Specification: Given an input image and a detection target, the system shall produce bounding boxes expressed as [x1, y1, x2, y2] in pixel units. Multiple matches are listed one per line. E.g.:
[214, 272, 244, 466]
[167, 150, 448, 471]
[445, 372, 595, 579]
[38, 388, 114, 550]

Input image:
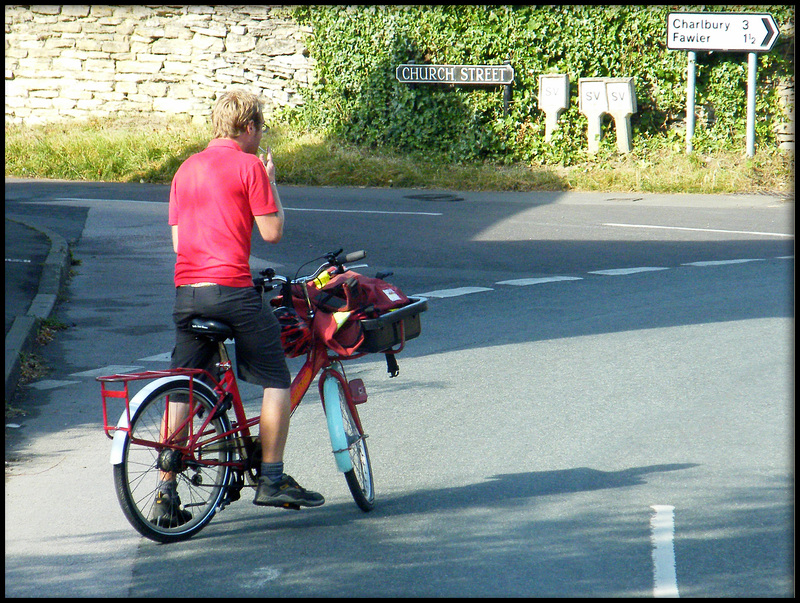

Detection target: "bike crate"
[97, 368, 206, 439]
[359, 297, 427, 353]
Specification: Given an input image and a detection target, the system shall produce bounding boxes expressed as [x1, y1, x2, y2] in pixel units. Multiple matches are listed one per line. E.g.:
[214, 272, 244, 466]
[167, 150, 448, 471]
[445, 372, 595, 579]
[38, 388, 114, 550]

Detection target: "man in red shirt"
[160, 89, 323, 526]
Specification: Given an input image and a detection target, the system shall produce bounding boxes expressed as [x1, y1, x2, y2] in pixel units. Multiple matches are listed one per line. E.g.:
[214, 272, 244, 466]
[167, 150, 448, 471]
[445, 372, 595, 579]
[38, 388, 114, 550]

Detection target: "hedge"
[291, 5, 794, 164]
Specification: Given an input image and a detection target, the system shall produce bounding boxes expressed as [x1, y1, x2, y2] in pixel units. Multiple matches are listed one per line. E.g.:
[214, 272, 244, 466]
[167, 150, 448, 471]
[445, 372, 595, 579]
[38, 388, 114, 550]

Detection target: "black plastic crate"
[360, 297, 427, 353]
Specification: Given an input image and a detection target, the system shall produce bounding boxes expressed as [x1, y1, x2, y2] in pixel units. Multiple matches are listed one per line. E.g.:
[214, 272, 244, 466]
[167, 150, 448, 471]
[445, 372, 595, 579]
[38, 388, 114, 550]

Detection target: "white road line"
[69, 365, 144, 378]
[682, 258, 764, 267]
[54, 197, 160, 204]
[413, 286, 493, 298]
[589, 267, 670, 276]
[53, 198, 442, 216]
[496, 276, 583, 286]
[604, 222, 793, 238]
[650, 505, 680, 598]
[138, 352, 172, 362]
[285, 207, 442, 216]
[25, 379, 80, 390]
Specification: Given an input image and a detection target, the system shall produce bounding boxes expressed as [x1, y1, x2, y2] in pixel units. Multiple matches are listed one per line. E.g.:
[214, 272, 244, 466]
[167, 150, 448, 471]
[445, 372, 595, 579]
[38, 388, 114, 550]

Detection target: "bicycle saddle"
[188, 318, 234, 341]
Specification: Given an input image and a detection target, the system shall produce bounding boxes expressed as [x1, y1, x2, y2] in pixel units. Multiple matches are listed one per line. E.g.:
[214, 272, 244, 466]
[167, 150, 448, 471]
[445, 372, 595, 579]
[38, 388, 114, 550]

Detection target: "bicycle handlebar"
[253, 249, 367, 291]
[341, 250, 367, 264]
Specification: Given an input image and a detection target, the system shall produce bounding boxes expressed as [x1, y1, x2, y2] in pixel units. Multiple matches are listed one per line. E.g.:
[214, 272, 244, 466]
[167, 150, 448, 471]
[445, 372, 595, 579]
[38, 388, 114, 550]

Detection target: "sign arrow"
[760, 16, 777, 48]
[667, 12, 780, 52]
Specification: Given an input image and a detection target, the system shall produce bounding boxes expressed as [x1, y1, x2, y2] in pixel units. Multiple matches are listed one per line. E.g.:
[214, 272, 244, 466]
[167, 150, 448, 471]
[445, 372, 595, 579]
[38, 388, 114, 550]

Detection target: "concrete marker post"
[538, 74, 570, 142]
[606, 78, 637, 153]
[578, 78, 608, 154]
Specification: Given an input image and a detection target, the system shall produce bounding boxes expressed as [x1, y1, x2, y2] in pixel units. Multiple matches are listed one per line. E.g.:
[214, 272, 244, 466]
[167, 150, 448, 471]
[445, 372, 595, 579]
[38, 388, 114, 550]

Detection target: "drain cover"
[404, 193, 463, 202]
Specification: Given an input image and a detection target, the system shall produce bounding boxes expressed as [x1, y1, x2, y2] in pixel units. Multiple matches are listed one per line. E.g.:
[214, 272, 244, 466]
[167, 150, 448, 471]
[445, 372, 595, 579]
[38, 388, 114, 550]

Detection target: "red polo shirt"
[168, 138, 278, 287]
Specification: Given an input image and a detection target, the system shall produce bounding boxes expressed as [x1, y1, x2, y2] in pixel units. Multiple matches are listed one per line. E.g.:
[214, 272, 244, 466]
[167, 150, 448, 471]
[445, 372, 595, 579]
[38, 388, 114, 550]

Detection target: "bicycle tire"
[323, 376, 374, 511]
[112, 378, 232, 543]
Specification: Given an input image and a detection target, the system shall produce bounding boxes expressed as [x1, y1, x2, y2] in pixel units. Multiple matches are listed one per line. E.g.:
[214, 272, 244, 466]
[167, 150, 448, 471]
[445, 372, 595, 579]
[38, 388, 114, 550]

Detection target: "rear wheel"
[113, 379, 232, 543]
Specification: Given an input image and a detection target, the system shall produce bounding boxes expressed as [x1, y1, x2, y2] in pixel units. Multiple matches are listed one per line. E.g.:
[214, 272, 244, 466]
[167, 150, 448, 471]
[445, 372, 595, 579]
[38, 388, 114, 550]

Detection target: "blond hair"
[211, 89, 264, 139]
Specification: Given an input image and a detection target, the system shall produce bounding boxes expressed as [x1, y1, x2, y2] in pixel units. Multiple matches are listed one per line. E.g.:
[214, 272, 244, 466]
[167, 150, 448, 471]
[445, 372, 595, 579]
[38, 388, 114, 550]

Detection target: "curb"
[4, 216, 71, 402]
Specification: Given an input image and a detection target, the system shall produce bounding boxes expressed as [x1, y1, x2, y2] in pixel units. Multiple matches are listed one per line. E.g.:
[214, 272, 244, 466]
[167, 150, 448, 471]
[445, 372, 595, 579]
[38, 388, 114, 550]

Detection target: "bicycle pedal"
[281, 503, 301, 511]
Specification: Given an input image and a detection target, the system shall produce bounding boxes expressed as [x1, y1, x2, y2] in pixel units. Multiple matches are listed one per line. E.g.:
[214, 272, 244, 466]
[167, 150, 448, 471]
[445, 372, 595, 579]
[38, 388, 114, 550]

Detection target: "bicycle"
[98, 249, 427, 543]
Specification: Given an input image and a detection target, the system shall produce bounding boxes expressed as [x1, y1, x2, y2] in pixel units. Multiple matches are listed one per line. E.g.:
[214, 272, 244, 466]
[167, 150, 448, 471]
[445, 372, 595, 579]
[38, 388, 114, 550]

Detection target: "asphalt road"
[4, 180, 794, 597]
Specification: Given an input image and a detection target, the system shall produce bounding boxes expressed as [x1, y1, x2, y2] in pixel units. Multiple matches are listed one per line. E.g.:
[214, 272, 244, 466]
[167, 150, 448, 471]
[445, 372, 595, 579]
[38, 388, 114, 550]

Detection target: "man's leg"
[259, 387, 291, 463]
[254, 386, 324, 508]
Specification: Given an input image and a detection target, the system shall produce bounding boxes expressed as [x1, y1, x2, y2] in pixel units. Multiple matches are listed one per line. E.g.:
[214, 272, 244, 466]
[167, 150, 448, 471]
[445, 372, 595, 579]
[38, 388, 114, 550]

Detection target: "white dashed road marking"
[414, 286, 494, 298]
[650, 505, 680, 598]
[589, 267, 670, 276]
[496, 276, 583, 286]
[26, 254, 793, 391]
[682, 259, 764, 267]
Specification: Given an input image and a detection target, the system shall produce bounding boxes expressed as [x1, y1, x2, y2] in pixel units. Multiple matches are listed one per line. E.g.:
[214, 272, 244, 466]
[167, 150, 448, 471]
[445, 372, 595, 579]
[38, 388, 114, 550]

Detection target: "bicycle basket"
[358, 297, 427, 353]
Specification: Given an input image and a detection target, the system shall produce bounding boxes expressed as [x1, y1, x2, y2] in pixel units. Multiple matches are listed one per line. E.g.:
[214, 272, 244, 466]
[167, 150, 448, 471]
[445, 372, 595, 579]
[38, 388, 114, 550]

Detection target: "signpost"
[667, 12, 779, 52]
[667, 12, 780, 156]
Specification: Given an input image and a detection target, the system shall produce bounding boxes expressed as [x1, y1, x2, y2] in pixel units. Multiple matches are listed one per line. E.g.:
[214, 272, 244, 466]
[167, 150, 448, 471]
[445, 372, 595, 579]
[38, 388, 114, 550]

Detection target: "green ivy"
[292, 5, 794, 164]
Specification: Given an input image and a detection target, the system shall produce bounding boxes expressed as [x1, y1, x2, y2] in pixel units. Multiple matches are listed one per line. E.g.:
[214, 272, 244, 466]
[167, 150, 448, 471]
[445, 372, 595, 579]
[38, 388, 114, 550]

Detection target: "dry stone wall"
[5, 5, 314, 125]
[4, 6, 794, 150]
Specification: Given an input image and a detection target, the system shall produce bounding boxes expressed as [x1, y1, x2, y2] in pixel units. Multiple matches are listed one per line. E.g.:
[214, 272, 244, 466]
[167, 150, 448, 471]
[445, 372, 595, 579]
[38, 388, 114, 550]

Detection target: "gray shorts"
[171, 284, 291, 389]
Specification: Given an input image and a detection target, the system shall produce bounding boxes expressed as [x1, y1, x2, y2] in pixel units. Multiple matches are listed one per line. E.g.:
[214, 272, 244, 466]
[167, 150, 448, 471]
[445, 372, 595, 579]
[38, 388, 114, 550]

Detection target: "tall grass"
[4, 118, 794, 196]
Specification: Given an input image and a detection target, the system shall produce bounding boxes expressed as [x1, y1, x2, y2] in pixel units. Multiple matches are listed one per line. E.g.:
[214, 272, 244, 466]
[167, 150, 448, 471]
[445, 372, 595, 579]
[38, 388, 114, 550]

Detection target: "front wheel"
[113, 378, 232, 543]
[323, 375, 374, 512]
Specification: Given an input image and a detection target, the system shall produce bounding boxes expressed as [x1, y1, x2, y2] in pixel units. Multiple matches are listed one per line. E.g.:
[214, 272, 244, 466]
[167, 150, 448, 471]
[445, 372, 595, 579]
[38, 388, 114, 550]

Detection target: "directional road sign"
[667, 12, 779, 52]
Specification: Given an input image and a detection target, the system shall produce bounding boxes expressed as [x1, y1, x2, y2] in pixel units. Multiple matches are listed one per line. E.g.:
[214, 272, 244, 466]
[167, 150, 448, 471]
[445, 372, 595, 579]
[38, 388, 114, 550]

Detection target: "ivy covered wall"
[293, 5, 795, 163]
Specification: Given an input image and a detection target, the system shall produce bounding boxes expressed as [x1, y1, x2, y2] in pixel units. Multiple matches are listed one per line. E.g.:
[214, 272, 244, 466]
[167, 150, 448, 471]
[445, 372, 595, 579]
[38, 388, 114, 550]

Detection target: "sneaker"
[253, 474, 325, 508]
[150, 484, 192, 528]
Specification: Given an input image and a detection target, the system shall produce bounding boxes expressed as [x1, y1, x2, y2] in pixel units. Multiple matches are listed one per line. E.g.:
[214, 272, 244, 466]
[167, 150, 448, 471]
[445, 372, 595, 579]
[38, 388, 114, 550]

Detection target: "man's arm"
[254, 147, 285, 244]
[254, 180, 284, 243]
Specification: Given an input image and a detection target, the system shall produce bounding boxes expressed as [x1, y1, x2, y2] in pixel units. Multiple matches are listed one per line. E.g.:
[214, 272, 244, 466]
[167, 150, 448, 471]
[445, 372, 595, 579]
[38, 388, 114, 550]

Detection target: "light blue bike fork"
[321, 371, 354, 473]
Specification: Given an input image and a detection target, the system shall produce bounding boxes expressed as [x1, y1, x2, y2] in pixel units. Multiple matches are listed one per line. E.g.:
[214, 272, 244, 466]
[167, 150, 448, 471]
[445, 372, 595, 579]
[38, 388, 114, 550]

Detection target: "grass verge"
[5, 118, 794, 196]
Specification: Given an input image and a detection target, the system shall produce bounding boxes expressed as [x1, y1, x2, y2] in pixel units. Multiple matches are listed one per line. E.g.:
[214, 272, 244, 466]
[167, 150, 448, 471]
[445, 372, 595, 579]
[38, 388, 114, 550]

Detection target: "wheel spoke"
[114, 380, 232, 542]
[337, 380, 374, 511]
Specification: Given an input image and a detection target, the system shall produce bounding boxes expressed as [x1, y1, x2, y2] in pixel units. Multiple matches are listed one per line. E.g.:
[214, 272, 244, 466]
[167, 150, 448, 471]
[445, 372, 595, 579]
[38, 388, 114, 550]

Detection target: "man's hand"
[259, 146, 277, 183]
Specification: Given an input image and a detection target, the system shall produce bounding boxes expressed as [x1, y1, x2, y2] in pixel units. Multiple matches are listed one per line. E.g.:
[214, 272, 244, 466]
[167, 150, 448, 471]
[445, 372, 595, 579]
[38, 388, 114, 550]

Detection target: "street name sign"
[396, 64, 514, 85]
[667, 12, 779, 52]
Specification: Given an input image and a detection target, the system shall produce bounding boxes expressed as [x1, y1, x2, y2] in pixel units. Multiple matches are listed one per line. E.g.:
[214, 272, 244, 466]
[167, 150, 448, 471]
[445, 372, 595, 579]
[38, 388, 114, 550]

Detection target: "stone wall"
[4, 6, 794, 151]
[4, 5, 314, 125]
